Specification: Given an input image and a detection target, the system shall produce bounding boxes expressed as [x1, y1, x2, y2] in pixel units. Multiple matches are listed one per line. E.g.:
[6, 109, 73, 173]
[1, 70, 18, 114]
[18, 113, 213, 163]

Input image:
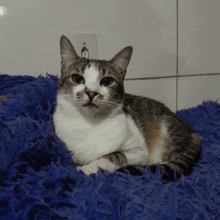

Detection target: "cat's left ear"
[110, 46, 133, 76]
[60, 35, 80, 69]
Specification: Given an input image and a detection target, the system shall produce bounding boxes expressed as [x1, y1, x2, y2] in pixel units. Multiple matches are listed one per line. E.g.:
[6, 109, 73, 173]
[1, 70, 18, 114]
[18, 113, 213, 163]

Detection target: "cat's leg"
[116, 149, 182, 179]
[77, 152, 127, 175]
[118, 164, 183, 180]
[116, 149, 148, 176]
[117, 166, 144, 176]
[118, 154, 195, 181]
[148, 164, 183, 181]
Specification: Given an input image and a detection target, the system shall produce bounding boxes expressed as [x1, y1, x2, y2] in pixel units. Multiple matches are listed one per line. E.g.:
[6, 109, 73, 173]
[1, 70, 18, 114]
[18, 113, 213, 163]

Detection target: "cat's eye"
[72, 74, 85, 84]
[100, 77, 114, 87]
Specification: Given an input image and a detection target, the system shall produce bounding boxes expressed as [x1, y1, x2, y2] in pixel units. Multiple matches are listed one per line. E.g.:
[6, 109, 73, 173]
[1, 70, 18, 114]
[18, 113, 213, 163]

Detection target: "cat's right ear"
[110, 46, 133, 77]
[60, 35, 79, 69]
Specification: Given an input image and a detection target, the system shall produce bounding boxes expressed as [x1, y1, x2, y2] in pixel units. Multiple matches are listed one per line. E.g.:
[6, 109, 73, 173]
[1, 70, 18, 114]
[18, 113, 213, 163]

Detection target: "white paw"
[77, 163, 99, 176]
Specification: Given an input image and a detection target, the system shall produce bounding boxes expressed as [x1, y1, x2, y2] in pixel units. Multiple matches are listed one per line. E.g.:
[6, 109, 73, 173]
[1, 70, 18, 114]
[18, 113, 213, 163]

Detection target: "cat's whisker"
[98, 100, 125, 109]
[98, 99, 119, 107]
[98, 99, 137, 115]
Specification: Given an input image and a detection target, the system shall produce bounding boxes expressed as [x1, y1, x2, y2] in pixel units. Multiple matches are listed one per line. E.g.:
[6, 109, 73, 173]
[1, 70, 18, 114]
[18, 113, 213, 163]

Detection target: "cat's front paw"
[77, 163, 99, 176]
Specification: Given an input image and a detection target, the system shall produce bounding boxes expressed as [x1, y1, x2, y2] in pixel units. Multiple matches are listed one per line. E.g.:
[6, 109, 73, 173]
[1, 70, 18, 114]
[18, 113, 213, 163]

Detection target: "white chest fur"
[53, 94, 148, 165]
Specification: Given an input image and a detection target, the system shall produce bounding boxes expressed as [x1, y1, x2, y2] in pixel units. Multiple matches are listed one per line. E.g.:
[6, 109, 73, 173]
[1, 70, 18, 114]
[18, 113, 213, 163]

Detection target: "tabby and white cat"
[53, 35, 201, 181]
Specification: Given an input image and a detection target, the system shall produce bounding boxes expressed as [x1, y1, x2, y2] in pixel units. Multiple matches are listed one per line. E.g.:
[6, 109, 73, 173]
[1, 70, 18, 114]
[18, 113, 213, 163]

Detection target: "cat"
[53, 35, 201, 181]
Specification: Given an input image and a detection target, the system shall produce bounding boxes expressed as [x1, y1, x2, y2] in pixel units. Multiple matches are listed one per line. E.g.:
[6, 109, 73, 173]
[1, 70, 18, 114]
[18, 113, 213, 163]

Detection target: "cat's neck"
[56, 94, 124, 124]
[77, 104, 123, 124]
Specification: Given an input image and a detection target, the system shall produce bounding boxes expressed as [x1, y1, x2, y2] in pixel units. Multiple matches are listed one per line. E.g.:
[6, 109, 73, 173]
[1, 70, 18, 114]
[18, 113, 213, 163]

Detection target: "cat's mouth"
[83, 102, 98, 108]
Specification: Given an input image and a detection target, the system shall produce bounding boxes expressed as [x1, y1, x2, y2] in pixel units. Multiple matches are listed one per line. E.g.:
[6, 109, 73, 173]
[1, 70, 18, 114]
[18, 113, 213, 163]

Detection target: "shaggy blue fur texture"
[0, 74, 220, 220]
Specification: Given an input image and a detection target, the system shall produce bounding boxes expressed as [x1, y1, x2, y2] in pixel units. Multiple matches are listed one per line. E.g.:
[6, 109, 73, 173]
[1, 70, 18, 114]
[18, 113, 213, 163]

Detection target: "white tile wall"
[177, 0, 220, 110]
[125, 78, 176, 112]
[0, 0, 176, 79]
[1, 0, 220, 111]
[178, 0, 220, 75]
[178, 75, 220, 110]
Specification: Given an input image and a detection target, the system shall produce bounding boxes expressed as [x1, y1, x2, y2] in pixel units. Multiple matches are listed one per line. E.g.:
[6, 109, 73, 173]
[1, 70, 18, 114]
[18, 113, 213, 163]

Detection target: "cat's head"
[58, 35, 132, 115]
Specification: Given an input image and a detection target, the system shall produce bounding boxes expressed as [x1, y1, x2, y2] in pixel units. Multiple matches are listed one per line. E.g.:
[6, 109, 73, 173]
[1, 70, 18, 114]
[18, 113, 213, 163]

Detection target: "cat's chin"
[77, 102, 101, 116]
[76, 101, 120, 122]
[82, 103, 98, 108]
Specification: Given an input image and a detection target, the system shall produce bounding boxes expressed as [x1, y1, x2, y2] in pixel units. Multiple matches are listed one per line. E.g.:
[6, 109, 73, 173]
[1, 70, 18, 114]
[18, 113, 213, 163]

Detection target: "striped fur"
[53, 35, 201, 181]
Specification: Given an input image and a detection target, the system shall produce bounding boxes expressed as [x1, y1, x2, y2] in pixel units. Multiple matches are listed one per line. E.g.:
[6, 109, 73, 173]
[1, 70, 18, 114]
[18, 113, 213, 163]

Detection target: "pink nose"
[85, 91, 98, 101]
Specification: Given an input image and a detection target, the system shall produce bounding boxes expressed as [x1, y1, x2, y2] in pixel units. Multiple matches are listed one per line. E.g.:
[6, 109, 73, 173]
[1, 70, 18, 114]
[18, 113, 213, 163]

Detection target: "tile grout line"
[124, 72, 220, 81]
[176, 0, 179, 111]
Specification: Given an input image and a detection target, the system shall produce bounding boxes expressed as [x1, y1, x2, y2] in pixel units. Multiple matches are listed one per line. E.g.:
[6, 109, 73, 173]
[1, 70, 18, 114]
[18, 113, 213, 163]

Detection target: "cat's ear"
[60, 35, 79, 68]
[110, 46, 133, 76]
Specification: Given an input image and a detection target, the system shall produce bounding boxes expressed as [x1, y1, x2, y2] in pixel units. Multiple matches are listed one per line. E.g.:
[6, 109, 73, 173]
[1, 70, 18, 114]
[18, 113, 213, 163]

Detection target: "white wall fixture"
[76, 34, 98, 59]
[81, 46, 89, 59]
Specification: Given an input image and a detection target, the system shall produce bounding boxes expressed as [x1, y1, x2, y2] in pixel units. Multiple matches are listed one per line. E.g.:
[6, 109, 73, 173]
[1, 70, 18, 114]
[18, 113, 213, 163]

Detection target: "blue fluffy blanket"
[0, 74, 220, 220]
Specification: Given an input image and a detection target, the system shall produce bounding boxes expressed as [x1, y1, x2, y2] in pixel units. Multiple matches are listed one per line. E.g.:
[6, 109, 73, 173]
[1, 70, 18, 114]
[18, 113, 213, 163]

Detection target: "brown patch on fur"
[142, 121, 167, 165]
[98, 94, 104, 100]
[76, 91, 84, 99]
[144, 121, 161, 154]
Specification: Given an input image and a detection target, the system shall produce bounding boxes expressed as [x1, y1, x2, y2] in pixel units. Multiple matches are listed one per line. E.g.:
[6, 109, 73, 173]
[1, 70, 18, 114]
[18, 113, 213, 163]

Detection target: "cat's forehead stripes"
[78, 60, 108, 77]
[83, 63, 100, 91]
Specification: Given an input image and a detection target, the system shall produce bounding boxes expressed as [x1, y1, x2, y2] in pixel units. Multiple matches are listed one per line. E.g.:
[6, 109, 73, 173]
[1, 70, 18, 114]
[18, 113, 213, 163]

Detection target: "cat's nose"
[85, 91, 98, 101]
